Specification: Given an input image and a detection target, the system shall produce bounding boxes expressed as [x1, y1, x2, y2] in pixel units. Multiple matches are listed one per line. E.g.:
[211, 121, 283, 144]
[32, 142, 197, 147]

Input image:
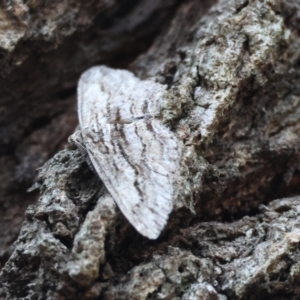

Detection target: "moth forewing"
[77, 66, 182, 239]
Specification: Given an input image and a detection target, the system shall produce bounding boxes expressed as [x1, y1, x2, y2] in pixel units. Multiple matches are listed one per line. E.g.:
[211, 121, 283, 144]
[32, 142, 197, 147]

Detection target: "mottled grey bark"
[1, 0, 300, 299]
[0, 0, 181, 266]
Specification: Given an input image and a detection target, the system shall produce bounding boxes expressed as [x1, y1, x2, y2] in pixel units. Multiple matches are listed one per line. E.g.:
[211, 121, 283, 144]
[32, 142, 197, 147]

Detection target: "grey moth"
[72, 66, 181, 239]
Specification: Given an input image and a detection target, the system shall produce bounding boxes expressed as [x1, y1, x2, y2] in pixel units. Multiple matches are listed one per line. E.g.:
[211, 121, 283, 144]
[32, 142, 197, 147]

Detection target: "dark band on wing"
[134, 125, 147, 159]
[117, 142, 134, 170]
[106, 88, 111, 118]
[146, 118, 154, 133]
[134, 180, 144, 202]
[142, 99, 148, 114]
[118, 124, 129, 146]
[117, 141, 144, 201]
[116, 107, 121, 123]
[130, 98, 135, 115]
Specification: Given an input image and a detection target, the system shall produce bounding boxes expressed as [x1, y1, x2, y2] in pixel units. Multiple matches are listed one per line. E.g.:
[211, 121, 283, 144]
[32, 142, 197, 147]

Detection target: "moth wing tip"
[136, 213, 170, 240]
[143, 230, 161, 240]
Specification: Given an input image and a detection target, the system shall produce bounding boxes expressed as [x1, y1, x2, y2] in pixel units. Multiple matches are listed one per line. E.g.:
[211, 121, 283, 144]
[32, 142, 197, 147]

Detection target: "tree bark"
[1, 0, 300, 299]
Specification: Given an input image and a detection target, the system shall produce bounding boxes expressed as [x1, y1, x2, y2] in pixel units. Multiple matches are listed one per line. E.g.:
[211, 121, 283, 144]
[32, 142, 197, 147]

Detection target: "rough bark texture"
[0, 0, 181, 266]
[1, 0, 300, 299]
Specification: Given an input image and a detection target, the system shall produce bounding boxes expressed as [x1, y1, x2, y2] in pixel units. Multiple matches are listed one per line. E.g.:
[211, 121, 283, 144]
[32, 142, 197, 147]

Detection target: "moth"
[72, 66, 181, 239]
